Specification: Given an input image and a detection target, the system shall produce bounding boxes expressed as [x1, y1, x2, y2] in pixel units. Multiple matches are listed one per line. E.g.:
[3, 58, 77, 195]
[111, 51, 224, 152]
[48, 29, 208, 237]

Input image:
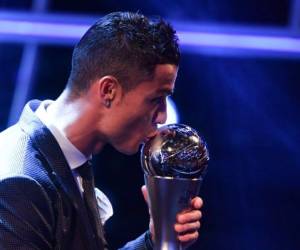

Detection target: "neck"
[47, 89, 106, 157]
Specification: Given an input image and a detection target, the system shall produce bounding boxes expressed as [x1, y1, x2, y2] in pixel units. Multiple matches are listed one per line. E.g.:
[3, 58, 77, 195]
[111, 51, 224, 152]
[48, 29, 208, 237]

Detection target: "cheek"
[128, 115, 150, 131]
[122, 114, 153, 139]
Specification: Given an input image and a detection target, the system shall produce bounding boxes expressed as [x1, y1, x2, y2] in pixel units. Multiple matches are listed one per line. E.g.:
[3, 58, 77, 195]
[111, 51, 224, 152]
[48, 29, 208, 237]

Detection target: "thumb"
[141, 185, 149, 205]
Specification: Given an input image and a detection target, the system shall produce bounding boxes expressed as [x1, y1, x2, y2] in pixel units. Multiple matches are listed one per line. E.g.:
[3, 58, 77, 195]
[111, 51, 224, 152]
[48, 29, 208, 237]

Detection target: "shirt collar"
[35, 100, 88, 170]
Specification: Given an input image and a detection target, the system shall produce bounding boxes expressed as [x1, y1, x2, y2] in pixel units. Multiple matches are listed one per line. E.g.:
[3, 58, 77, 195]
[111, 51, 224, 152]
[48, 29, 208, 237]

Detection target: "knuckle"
[178, 231, 199, 243]
[195, 210, 202, 219]
[182, 224, 189, 232]
[177, 234, 188, 242]
[177, 209, 202, 224]
[194, 231, 199, 237]
[188, 210, 200, 222]
[176, 221, 201, 235]
[198, 210, 202, 219]
[186, 222, 200, 231]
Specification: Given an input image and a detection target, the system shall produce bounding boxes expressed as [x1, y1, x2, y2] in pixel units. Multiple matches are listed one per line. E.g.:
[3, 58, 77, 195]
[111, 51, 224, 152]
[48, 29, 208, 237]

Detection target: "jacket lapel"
[19, 100, 104, 250]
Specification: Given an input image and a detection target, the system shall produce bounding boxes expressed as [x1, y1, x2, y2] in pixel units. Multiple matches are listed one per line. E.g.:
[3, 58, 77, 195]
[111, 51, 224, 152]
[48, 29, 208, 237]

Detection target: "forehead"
[124, 64, 178, 98]
[147, 64, 178, 93]
[153, 64, 178, 81]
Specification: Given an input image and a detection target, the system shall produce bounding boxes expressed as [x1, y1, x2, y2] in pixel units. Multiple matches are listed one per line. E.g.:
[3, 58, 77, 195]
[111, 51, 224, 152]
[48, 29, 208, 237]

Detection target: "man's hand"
[174, 196, 202, 248]
[141, 185, 203, 249]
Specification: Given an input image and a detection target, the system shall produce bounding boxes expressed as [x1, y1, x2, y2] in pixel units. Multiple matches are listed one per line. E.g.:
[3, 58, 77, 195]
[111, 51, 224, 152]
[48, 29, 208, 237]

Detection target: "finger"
[190, 197, 203, 209]
[149, 218, 155, 241]
[141, 186, 155, 239]
[177, 230, 199, 243]
[177, 210, 202, 224]
[174, 221, 200, 233]
[141, 185, 149, 204]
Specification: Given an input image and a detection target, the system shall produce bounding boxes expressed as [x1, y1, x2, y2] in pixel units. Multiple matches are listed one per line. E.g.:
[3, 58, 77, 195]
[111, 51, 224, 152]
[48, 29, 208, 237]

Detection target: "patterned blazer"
[0, 100, 152, 250]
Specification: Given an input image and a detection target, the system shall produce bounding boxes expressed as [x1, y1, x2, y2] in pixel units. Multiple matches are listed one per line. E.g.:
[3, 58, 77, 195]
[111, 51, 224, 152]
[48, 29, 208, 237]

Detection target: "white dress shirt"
[35, 100, 113, 224]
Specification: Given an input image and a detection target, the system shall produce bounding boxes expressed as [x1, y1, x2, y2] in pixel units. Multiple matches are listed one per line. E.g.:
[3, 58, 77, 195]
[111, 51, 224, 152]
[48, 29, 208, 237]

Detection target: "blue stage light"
[0, 12, 300, 56]
[158, 97, 179, 127]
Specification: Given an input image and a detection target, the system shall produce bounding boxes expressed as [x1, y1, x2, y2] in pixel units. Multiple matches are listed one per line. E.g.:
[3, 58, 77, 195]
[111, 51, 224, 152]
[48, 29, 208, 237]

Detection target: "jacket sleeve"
[0, 176, 55, 250]
[119, 231, 153, 250]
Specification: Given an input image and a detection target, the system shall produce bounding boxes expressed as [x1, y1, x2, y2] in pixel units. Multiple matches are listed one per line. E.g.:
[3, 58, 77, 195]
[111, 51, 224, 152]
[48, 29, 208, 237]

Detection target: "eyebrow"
[159, 75, 176, 83]
[156, 88, 174, 96]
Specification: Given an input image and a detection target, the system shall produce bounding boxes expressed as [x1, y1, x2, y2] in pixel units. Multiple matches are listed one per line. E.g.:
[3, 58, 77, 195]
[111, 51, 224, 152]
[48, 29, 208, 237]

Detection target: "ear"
[97, 76, 120, 107]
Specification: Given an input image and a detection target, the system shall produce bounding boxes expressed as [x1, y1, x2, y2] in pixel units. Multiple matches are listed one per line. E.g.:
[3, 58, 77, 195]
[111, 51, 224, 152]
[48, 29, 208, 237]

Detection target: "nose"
[153, 99, 167, 125]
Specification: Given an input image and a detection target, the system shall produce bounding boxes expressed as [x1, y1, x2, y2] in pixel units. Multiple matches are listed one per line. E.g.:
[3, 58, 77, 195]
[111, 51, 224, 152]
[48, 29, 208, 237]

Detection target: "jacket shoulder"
[0, 123, 59, 212]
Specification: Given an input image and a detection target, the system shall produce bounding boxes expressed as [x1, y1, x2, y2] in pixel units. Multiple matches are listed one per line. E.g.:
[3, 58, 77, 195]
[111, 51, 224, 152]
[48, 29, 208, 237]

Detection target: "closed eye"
[151, 96, 164, 104]
[151, 94, 171, 105]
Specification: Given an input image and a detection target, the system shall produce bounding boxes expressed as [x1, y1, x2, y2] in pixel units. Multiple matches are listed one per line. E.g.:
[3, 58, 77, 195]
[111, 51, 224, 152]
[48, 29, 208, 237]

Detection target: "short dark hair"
[66, 11, 180, 96]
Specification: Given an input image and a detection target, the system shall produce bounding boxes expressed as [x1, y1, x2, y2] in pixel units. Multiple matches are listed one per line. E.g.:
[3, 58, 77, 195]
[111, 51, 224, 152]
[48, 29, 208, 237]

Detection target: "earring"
[105, 100, 111, 108]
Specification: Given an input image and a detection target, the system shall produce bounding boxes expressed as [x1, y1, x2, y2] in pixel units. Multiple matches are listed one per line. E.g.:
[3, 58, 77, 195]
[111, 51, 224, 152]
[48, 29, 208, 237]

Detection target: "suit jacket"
[0, 100, 152, 250]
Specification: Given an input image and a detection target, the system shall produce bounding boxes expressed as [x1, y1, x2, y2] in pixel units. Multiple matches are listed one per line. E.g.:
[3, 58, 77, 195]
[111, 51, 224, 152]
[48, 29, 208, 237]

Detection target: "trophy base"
[154, 241, 183, 250]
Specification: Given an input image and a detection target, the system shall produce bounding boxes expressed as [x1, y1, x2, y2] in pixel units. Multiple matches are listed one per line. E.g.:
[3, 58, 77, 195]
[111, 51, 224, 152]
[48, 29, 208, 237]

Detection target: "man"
[0, 12, 203, 249]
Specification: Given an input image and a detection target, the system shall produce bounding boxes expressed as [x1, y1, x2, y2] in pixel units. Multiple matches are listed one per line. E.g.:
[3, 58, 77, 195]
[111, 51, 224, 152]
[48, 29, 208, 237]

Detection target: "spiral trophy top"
[141, 124, 209, 179]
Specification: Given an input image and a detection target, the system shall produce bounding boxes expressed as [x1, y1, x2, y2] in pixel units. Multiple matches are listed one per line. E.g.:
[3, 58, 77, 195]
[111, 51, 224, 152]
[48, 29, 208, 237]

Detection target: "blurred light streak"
[178, 31, 300, 53]
[7, 2, 48, 126]
[0, 20, 87, 39]
[7, 44, 37, 126]
[163, 97, 179, 126]
[0, 11, 300, 56]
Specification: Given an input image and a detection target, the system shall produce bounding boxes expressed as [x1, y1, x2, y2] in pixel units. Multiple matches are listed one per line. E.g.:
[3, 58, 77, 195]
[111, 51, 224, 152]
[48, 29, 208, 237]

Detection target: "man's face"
[106, 64, 178, 155]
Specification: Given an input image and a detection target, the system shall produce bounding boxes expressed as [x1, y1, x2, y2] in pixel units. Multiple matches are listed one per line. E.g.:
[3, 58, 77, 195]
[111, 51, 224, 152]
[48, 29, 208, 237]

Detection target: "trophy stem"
[145, 175, 202, 250]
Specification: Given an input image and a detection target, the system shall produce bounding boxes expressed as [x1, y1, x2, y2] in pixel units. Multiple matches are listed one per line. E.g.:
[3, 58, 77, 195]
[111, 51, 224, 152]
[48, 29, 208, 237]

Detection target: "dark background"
[0, 1, 299, 250]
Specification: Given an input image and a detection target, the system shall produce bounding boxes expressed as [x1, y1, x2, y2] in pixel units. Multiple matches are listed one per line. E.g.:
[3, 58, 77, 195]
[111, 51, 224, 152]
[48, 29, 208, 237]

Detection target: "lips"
[144, 131, 158, 143]
[140, 131, 157, 145]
